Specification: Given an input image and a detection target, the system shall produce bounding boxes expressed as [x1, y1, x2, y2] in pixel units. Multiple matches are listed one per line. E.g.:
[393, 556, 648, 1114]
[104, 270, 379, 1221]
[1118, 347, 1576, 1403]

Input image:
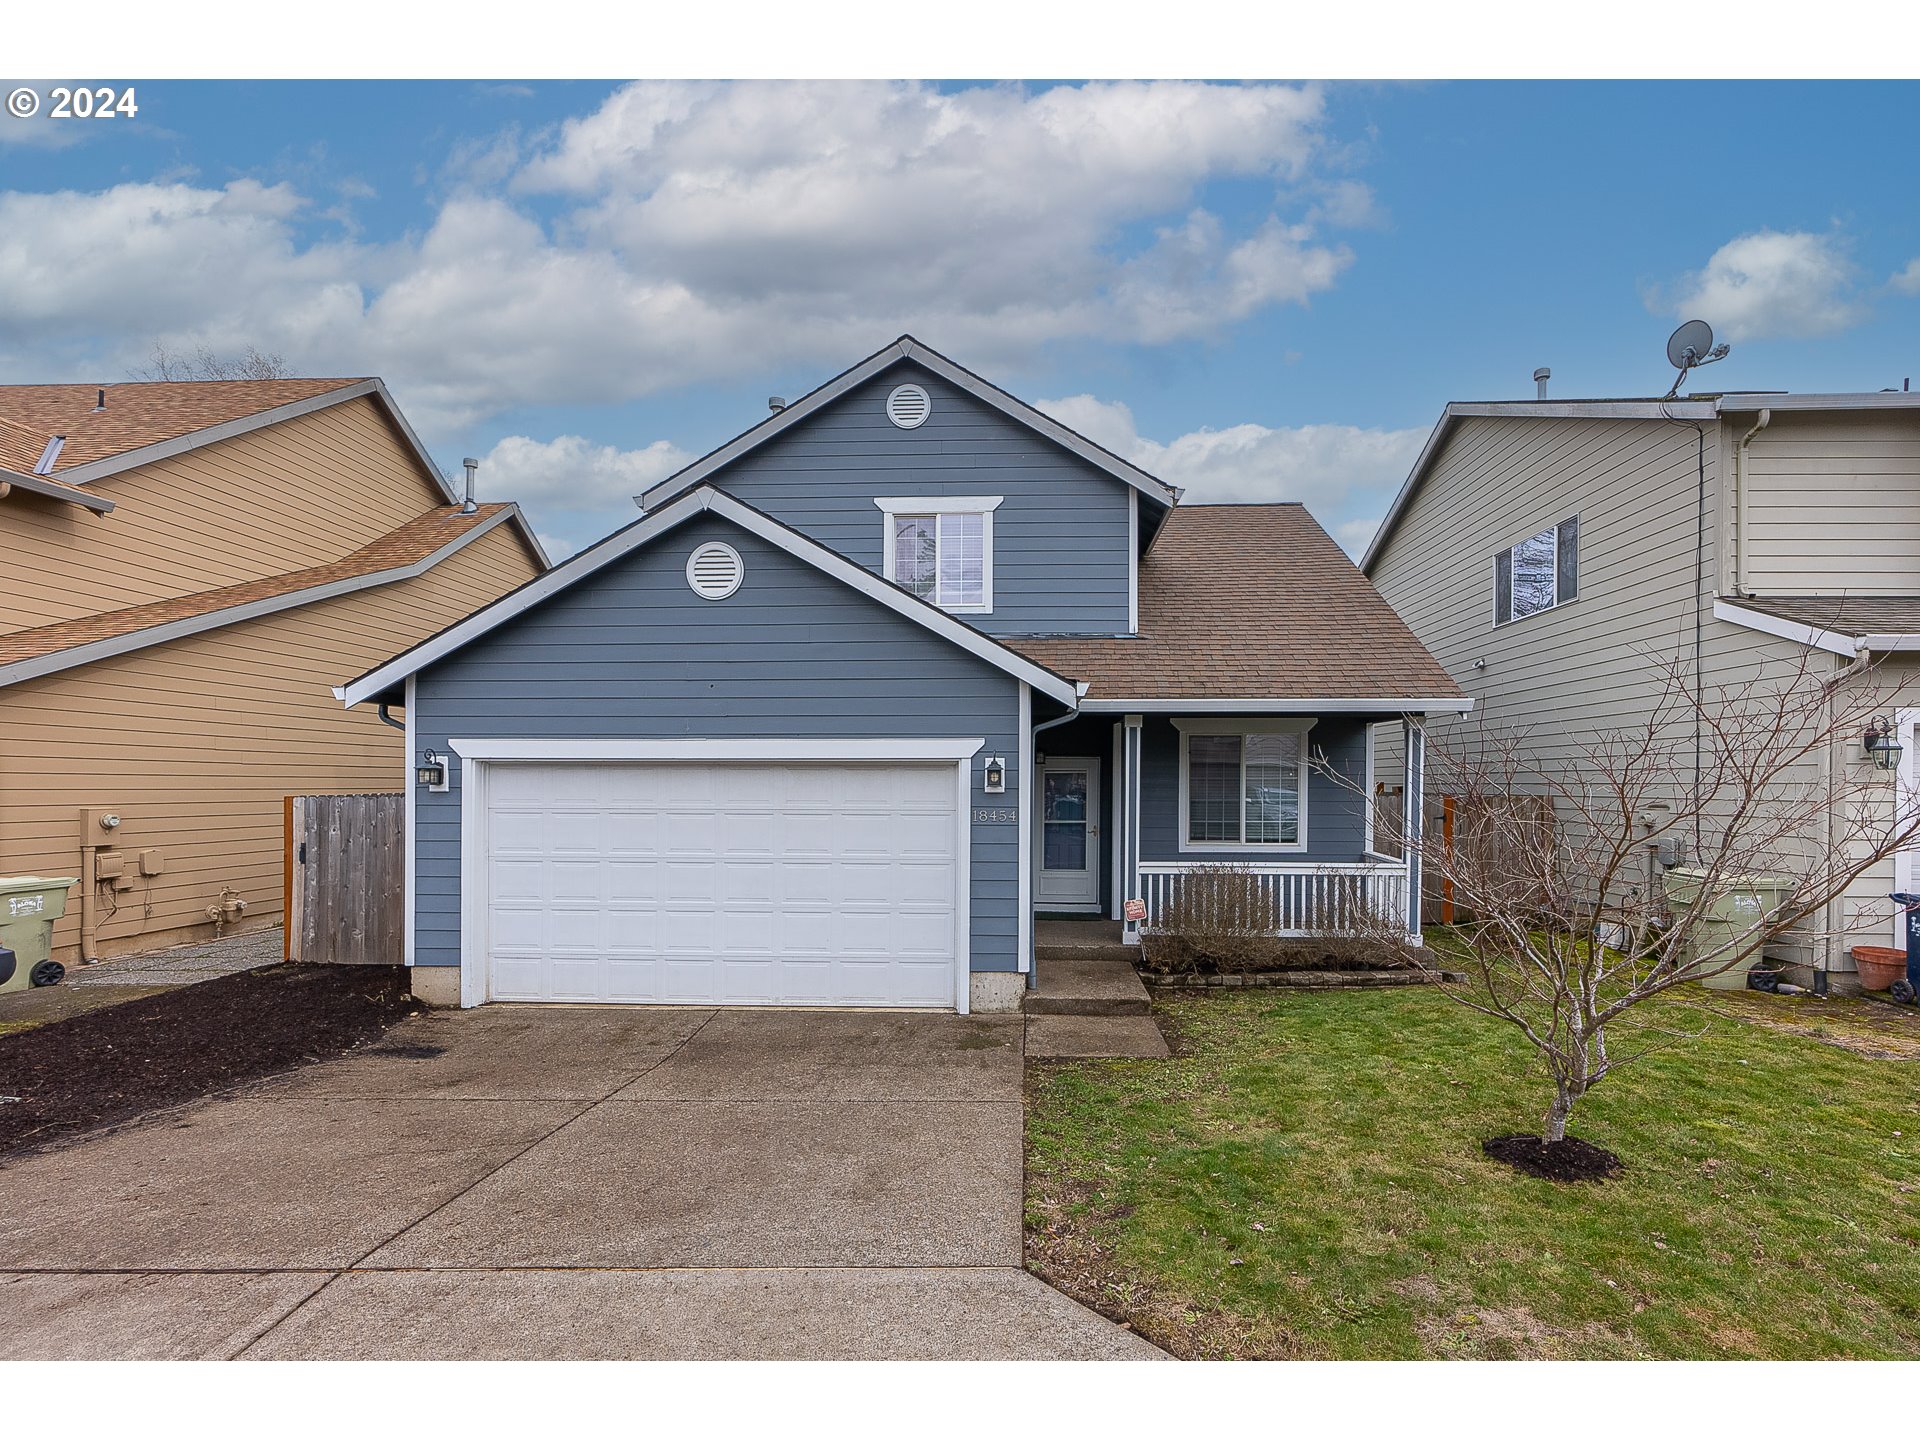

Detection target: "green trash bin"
[0, 876, 79, 993]
[1662, 867, 1793, 989]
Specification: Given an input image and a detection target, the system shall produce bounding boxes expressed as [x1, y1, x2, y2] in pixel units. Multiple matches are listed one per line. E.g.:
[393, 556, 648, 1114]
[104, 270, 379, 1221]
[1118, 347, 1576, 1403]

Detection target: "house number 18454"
[972, 807, 1018, 824]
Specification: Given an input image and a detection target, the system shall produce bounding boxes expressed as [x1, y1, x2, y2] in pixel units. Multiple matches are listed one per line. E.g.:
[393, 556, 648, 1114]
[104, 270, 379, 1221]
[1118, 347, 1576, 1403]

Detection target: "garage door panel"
[481, 761, 961, 1008]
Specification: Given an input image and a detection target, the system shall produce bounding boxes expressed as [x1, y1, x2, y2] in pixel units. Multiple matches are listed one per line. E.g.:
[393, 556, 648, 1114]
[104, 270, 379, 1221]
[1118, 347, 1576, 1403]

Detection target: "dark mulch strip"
[1483, 1132, 1623, 1183]
[0, 964, 421, 1160]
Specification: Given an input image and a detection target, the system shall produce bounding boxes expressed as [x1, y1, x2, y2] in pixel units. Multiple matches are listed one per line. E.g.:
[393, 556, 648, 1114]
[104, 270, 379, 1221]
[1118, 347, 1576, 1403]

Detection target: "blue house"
[338, 339, 1467, 1011]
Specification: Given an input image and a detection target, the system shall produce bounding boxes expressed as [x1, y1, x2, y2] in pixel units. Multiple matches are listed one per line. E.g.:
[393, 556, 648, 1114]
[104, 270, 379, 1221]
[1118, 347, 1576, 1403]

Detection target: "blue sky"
[3, 78, 1916, 557]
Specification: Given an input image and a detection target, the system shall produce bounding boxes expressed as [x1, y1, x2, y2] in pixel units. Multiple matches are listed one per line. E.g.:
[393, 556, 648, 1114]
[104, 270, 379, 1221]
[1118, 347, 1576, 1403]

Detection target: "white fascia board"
[1076, 696, 1475, 714]
[51, 381, 381, 487]
[1, 468, 115, 513]
[637, 337, 1179, 512]
[1713, 599, 1860, 658]
[4, 505, 518, 692]
[448, 737, 986, 763]
[339, 486, 1081, 709]
[1716, 392, 1920, 414]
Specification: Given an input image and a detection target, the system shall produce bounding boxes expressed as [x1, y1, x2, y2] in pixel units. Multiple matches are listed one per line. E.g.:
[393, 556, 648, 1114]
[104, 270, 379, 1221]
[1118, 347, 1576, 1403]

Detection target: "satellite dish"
[1663, 318, 1731, 398]
[1667, 319, 1716, 370]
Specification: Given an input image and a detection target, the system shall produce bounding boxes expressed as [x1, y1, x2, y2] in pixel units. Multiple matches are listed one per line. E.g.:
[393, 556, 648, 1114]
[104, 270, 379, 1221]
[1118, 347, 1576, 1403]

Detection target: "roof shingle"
[0, 378, 360, 473]
[0, 504, 513, 673]
[1007, 504, 1464, 703]
[1729, 594, 1920, 638]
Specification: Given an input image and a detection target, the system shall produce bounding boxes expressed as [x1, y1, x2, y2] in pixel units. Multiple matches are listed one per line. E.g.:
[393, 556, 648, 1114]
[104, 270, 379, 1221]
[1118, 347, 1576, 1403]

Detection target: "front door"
[1035, 756, 1101, 911]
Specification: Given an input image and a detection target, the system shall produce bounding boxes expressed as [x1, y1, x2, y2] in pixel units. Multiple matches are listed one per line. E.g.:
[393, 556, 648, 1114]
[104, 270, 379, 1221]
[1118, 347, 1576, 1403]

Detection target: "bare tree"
[1344, 646, 1918, 1152]
[131, 342, 293, 381]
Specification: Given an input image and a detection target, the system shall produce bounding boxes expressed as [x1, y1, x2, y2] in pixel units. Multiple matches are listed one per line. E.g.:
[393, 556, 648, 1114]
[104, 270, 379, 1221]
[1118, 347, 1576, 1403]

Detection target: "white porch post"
[1403, 716, 1426, 942]
[1122, 713, 1144, 945]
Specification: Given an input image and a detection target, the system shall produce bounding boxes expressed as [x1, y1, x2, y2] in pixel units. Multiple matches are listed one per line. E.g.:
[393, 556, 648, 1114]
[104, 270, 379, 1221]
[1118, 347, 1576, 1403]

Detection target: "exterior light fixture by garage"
[1864, 717, 1903, 771]
[886, 383, 931, 429]
[417, 751, 449, 791]
[983, 756, 1007, 794]
[687, 541, 745, 600]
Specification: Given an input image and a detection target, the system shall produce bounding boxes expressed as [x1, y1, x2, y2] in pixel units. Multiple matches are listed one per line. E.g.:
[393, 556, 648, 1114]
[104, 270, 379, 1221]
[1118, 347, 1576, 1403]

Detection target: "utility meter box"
[0, 876, 78, 992]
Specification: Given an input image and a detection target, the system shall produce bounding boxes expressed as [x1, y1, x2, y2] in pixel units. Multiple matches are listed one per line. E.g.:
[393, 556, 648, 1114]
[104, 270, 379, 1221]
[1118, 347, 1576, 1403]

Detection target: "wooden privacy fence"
[285, 792, 404, 964]
[1371, 786, 1558, 923]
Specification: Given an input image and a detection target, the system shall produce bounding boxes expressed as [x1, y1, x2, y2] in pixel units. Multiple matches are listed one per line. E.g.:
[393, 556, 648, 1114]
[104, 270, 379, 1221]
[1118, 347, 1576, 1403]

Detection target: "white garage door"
[481, 761, 961, 1007]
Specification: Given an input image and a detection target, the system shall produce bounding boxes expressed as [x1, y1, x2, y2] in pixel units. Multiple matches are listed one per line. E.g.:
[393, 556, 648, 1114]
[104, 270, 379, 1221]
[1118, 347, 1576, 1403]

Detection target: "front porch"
[1022, 708, 1427, 963]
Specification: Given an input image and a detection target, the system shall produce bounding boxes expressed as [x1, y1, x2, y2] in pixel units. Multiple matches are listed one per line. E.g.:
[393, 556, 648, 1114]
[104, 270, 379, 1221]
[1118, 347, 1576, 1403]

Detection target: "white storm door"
[1035, 756, 1101, 910]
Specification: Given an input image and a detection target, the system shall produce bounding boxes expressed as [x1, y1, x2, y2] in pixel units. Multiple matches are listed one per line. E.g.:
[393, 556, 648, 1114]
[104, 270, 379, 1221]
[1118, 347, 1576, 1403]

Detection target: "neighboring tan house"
[337, 337, 1465, 1011]
[1363, 387, 1920, 989]
[0, 378, 547, 966]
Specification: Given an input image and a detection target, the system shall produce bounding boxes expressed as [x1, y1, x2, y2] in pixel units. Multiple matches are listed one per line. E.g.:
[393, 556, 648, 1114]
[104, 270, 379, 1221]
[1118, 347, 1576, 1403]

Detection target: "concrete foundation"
[409, 965, 461, 1007]
[969, 971, 1024, 1013]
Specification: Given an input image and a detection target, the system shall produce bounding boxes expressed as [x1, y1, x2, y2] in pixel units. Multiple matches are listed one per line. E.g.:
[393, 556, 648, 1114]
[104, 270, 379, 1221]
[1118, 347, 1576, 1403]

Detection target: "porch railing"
[1137, 861, 1412, 937]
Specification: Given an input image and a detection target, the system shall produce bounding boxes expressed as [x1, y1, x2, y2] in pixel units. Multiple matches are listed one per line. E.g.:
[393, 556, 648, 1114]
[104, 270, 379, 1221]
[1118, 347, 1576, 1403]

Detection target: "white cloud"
[0, 81, 1368, 430]
[1890, 258, 1920, 297]
[1038, 394, 1422, 555]
[1042, 393, 1421, 504]
[1655, 230, 1865, 342]
[474, 432, 694, 523]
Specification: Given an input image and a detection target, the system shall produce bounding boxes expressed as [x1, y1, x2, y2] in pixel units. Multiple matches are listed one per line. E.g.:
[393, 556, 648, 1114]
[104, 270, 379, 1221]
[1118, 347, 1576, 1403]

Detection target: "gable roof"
[338, 486, 1081, 709]
[1009, 504, 1468, 711]
[0, 378, 355, 473]
[1361, 391, 1920, 573]
[0, 503, 524, 690]
[637, 335, 1181, 514]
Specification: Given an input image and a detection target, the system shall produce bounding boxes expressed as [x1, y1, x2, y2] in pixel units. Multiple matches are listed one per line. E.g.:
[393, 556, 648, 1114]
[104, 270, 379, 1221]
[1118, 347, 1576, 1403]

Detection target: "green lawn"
[1025, 984, 1920, 1359]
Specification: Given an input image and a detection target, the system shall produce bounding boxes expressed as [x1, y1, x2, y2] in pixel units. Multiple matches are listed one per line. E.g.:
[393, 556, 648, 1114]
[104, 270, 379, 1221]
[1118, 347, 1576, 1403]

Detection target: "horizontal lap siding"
[1369, 416, 1719, 783]
[709, 365, 1133, 637]
[1137, 715, 1374, 862]
[0, 524, 540, 962]
[1743, 412, 1920, 594]
[411, 515, 1024, 974]
[1, 397, 457, 630]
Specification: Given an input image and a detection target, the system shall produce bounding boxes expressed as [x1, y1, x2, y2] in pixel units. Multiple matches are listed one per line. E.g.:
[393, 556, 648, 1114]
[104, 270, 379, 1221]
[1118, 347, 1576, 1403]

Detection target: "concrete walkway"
[0, 1005, 1160, 1360]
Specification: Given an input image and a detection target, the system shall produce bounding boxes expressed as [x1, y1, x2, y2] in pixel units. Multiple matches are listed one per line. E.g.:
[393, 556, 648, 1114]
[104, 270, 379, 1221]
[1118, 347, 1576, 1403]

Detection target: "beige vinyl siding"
[1740, 411, 1920, 595]
[1, 396, 453, 631]
[1370, 415, 1722, 773]
[0, 523, 536, 963]
[1370, 409, 1920, 982]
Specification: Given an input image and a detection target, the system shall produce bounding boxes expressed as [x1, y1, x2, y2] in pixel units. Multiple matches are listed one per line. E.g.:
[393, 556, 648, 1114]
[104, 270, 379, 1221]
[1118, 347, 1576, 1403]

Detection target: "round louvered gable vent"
[886, 383, 931, 429]
[686, 541, 744, 600]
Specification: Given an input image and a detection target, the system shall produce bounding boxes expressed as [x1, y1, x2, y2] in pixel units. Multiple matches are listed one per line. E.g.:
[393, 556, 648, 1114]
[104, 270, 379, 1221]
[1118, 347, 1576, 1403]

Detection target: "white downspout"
[1823, 646, 1871, 990]
[1732, 408, 1771, 597]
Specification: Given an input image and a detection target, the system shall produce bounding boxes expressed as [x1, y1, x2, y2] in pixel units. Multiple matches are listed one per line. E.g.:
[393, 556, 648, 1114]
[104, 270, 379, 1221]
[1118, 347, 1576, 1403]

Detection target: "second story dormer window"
[875, 496, 1002, 614]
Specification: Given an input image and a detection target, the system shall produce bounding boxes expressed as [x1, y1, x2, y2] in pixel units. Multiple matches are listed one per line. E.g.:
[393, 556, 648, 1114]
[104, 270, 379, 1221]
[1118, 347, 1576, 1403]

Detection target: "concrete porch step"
[1026, 1014, 1170, 1060]
[1022, 958, 1152, 1017]
[1035, 943, 1137, 966]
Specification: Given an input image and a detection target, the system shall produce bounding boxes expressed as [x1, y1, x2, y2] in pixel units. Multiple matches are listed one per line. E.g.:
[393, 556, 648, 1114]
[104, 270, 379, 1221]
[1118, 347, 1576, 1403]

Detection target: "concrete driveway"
[0, 1005, 1159, 1360]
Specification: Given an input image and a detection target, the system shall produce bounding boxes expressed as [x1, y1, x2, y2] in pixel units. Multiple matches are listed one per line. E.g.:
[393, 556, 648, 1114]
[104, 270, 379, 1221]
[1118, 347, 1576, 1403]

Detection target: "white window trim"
[448, 737, 985, 763]
[1173, 716, 1315, 854]
[874, 495, 1002, 615]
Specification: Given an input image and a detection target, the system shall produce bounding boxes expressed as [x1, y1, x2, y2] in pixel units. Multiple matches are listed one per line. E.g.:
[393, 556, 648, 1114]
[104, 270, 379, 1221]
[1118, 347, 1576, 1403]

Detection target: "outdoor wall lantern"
[1863, 718, 1903, 772]
[417, 751, 450, 791]
[983, 756, 1007, 794]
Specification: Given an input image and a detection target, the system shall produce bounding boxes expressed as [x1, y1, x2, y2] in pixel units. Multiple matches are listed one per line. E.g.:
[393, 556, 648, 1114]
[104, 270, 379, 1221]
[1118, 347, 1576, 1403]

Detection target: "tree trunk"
[1543, 1088, 1573, 1143]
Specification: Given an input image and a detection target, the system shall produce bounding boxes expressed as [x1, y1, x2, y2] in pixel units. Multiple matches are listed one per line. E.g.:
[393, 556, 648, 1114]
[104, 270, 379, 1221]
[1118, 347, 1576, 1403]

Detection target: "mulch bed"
[1483, 1132, 1623, 1183]
[0, 964, 420, 1160]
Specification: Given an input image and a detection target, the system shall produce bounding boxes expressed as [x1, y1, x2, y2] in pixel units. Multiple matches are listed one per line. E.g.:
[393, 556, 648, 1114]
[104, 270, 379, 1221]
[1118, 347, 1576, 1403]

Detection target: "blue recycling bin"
[1884, 893, 1920, 1000]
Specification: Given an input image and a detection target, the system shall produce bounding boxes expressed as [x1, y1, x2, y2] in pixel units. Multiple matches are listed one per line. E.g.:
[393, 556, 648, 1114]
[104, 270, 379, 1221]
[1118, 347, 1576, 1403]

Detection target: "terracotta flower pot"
[1851, 945, 1908, 992]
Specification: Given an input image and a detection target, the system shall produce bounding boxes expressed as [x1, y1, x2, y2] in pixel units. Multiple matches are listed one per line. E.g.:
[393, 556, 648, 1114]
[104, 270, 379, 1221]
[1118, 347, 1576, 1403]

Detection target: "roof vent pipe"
[768, 396, 787, 413]
[461, 457, 479, 515]
[1532, 367, 1551, 400]
[93, 388, 106, 412]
